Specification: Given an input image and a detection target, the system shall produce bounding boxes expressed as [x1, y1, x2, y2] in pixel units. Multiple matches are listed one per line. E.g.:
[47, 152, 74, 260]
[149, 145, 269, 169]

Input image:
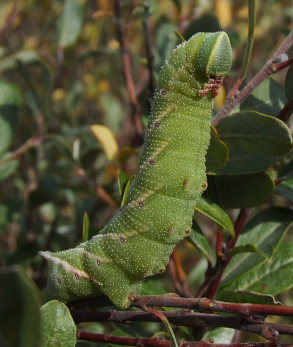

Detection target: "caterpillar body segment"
[40, 32, 232, 308]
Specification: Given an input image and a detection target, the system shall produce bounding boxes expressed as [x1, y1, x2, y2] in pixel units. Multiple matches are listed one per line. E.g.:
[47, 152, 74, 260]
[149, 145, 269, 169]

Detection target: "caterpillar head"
[186, 31, 232, 82]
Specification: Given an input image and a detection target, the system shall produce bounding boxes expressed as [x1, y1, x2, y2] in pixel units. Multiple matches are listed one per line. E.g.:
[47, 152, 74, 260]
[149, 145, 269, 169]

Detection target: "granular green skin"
[40, 32, 232, 308]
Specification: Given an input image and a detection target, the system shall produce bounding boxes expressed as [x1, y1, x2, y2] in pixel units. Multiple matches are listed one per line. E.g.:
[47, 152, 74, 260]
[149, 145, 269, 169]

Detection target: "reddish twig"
[70, 294, 293, 318]
[204, 208, 250, 299]
[143, 0, 155, 111]
[113, 0, 144, 138]
[278, 98, 293, 123]
[127, 295, 293, 317]
[168, 248, 191, 297]
[215, 226, 224, 258]
[0, 136, 42, 167]
[213, 30, 293, 124]
[74, 167, 118, 208]
[77, 330, 293, 346]
[77, 330, 171, 346]
[196, 209, 249, 299]
[73, 308, 293, 336]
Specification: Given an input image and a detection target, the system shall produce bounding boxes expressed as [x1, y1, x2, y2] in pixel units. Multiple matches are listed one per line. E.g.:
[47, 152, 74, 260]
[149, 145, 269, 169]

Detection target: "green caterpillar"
[40, 32, 232, 308]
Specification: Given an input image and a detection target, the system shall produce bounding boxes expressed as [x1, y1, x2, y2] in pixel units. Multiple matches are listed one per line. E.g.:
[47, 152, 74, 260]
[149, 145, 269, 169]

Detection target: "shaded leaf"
[207, 173, 274, 208]
[219, 207, 293, 295]
[0, 116, 12, 154]
[0, 267, 40, 347]
[184, 15, 221, 40]
[206, 126, 229, 172]
[216, 111, 292, 174]
[57, 0, 85, 48]
[219, 290, 281, 305]
[0, 81, 21, 154]
[121, 177, 133, 207]
[0, 80, 21, 108]
[155, 22, 178, 72]
[117, 170, 129, 198]
[220, 243, 293, 296]
[188, 226, 213, 263]
[228, 244, 268, 260]
[99, 93, 124, 133]
[275, 182, 293, 202]
[141, 279, 168, 296]
[41, 300, 76, 347]
[195, 196, 234, 235]
[278, 159, 293, 180]
[0, 50, 40, 72]
[0, 156, 18, 181]
[284, 64, 293, 100]
[240, 78, 286, 116]
[170, 0, 181, 11]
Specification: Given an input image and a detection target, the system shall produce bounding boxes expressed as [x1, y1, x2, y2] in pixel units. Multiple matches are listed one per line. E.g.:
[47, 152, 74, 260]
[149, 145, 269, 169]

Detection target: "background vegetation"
[0, 0, 293, 346]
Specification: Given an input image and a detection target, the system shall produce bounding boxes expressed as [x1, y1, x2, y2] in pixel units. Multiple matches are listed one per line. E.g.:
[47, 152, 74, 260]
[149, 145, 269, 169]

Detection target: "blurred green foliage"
[0, 0, 293, 346]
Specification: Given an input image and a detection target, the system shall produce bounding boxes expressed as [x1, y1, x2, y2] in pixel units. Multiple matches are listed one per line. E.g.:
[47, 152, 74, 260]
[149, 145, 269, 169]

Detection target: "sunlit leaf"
[90, 124, 119, 161]
[40, 300, 76, 347]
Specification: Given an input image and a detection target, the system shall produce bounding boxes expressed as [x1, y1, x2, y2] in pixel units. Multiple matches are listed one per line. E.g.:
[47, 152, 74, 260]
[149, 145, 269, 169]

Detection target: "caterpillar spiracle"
[40, 32, 232, 308]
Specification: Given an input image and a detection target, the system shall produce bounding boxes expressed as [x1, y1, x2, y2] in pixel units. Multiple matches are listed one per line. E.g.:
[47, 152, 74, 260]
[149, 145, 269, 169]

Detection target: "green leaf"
[203, 327, 235, 343]
[0, 80, 21, 154]
[155, 22, 178, 73]
[0, 80, 22, 107]
[284, 64, 293, 100]
[216, 111, 293, 174]
[0, 50, 40, 72]
[195, 196, 234, 235]
[219, 207, 293, 296]
[278, 159, 293, 180]
[228, 244, 268, 260]
[117, 170, 130, 198]
[275, 182, 293, 202]
[82, 212, 90, 242]
[40, 300, 76, 347]
[99, 93, 124, 133]
[57, 0, 85, 49]
[240, 78, 286, 116]
[0, 157, 18, 181]
[221, 243, 293, 296]
[0, 116, 12, 154]
[188, 223, 214, 262]
[0, 267, 41, 347]
[141, 279, 168, 296]
[117, 170, 133, 207]
[184, 15, 221, 40]
[121, 178, 133, 206]
[219, 290, 281, 305]
[206, 126, 229, 172]
[207, 173, 274, 208]
[170, 0, 181, 11]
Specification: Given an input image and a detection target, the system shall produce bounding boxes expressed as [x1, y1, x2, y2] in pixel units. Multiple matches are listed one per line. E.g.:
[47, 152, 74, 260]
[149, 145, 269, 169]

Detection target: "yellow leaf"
[90, 124, 119, 161]
[215, 0, 232, 29]
[214, 85, 227, 111]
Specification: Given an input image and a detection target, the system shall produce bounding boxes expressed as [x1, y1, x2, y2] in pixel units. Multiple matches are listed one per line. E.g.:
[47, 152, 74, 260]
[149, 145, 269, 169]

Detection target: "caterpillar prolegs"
[40, 32, 232, 308]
